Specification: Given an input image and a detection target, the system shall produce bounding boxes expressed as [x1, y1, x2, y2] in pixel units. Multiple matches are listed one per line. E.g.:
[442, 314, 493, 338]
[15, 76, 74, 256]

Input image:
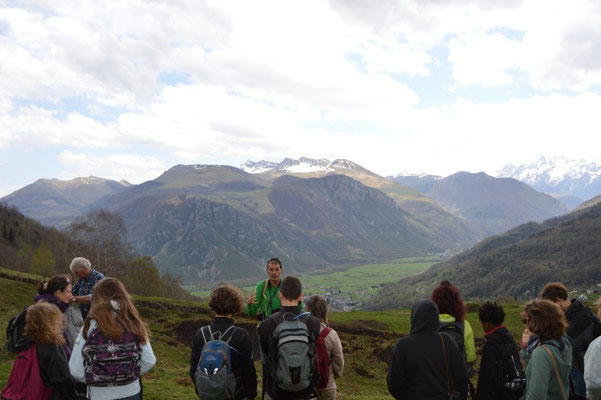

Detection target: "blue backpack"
[195, 325, 238, 400]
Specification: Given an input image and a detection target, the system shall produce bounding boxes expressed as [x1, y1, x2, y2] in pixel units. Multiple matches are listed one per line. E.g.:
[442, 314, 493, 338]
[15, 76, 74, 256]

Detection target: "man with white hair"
[70, 257, 104, 319]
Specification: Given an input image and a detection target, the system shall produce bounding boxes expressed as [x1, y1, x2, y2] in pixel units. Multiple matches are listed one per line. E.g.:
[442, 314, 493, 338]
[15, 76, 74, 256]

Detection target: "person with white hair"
[70, 257, 104, 319]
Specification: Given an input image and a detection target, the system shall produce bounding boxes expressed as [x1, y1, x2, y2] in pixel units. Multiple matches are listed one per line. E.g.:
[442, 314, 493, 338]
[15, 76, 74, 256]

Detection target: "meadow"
[187, 257, 439, 307]
[0, 266, 539, 400]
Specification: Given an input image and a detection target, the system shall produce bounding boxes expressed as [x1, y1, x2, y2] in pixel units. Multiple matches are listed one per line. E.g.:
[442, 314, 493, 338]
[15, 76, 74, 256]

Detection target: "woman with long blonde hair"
[69, 277, 156, 400]
[1, 302, 78, 400]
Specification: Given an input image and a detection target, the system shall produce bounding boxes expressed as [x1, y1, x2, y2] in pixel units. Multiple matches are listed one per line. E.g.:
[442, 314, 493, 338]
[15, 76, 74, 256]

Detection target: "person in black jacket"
[541, 282, 601, 399]
[475, 302, 524, 400]
[388, 299, 468, 400]
[190, 284, 257, 400]
[258, 276, 321, 400]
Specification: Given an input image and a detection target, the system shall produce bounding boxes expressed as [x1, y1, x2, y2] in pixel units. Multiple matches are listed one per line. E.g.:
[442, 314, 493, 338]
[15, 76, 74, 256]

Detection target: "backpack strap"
[319, 327, 332, 340]
[439, 333, 452, 397]
[220, 325, 237, 344]
[200, 325, 211, 343]
[541, 345, 568, 400]
[293, 311, 312, 321]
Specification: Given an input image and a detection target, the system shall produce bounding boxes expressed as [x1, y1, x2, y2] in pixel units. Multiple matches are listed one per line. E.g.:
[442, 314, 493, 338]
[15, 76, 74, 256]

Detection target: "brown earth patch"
[352, 363, 375, 379]
[370, 344, 395, 366]
[165, 320, 261, 360]
[330, 320, 396, 339]
[176, 377, 193, 386]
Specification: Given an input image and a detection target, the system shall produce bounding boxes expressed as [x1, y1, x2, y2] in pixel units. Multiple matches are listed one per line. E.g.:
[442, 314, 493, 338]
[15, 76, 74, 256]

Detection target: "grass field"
[3, 266, 598, 400]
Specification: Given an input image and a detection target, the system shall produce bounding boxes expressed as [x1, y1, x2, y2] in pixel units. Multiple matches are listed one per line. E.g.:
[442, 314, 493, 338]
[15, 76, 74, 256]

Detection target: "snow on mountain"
[497, 156, 601, 201]
[241, 157, 364, 175]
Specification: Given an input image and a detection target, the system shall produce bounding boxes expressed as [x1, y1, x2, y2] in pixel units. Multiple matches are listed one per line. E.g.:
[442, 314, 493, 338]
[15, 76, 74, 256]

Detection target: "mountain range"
[497, 156, 601, 202]
[0, 157, 577, 284]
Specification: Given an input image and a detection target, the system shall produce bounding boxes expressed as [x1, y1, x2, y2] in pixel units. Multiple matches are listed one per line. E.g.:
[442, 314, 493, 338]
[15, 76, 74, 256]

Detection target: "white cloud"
[58, 151, 166, 183]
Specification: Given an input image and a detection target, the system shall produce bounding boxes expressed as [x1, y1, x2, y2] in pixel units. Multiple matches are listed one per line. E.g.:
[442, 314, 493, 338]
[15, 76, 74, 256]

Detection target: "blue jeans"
[570, 367, 586, 398]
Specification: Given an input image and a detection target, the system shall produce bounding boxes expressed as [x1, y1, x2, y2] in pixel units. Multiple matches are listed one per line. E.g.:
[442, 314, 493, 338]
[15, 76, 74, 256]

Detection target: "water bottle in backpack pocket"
[269, 312, 318, 398]
[82, 327, 142, 387]
[194, 325, 238, 400]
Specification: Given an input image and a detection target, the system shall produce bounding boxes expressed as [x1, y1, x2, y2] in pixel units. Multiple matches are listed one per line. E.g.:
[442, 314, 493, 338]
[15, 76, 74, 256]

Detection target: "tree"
[63, 209, 132, 276]
[123, 256, 164, 297]
[30, 243, 55, 277]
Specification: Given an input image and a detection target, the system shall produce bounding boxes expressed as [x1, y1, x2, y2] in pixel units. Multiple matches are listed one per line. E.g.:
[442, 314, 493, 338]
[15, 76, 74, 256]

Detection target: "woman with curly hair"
[190, 284, 257, 400]
[1, 302, 78, 400]
[520, 299, 572, 400]
[431, 281, 476, 375]
[69, 277, 156, 400]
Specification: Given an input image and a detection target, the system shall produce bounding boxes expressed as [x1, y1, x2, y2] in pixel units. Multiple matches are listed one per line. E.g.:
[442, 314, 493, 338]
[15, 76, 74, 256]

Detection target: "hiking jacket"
[439, 313, 476, 363]
[387, 300, 468, 400]
[584, 335, 601, 400]
[258, 305, 321, 399]
[69, 319, 156, 400]
[475, 325, 520, 400]
[245, 279, 283, 318]
[521, 337, 572, 400]
[189, 317, 257, 400]
[37, 343, 79, 400]
[565, 299, 601, 371]
[317, 322, 344, 392]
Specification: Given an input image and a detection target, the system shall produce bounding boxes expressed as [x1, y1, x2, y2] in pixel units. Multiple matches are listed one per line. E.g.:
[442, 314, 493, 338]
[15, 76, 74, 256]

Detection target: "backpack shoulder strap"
[220, 325, 237, 344]
[541, 345, 568, 400]
[200, 325, 212, 343]
[319, 327, 332, 340]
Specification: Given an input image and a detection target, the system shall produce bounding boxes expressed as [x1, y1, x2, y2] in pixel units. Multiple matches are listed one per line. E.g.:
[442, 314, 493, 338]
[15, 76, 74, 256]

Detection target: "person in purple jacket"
[34, 275, 74, 357]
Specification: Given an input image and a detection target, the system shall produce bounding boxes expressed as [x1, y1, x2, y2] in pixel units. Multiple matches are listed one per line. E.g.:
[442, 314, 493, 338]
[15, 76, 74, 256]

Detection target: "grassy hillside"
[369, 203, 601, 309]
[0, 268, 550, 400]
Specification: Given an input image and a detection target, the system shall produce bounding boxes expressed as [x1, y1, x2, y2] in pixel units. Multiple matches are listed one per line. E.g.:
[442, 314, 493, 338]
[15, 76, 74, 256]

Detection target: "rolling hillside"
[369, 201, 601, 309]
[1, 177, 130, 227]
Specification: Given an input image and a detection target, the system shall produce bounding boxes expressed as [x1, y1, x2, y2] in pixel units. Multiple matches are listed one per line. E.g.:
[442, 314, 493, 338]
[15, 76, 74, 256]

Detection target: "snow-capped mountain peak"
[241, 157, 366, 175]
[497, 156, 601, 200]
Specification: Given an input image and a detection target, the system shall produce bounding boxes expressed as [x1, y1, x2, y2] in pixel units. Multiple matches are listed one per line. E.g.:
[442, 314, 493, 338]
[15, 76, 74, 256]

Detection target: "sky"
[2, 0, 601, 197]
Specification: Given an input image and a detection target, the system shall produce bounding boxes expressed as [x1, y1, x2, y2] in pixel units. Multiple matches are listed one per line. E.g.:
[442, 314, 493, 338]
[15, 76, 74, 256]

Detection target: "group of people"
[190, 258, 344, 400]
[3, 255, 601, 400]
[2, 257, 156, 400]
[388, 281, 601, 400]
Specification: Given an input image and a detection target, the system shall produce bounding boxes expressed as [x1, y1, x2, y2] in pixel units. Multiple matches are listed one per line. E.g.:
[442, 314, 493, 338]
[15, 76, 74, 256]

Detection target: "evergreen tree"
[124, 256, 165, 297]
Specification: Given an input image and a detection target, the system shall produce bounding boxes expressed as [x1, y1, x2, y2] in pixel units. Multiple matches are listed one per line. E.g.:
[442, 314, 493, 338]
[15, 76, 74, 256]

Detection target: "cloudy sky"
[1, 0, 601, 196]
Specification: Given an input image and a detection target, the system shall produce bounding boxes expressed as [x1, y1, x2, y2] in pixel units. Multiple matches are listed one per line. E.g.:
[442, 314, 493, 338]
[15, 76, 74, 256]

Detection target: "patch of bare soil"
[165, 320, 261, 360]
[370, 344, 395, 366]
[330, 320, 396, 339]
[352, 363, 375, 379]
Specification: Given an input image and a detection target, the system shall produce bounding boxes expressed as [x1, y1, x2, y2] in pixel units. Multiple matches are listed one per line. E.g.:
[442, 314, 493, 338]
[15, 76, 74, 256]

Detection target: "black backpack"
[439, 320, 466, 360]
[489, 340, 525, 399]
[5, 307, 33, 354]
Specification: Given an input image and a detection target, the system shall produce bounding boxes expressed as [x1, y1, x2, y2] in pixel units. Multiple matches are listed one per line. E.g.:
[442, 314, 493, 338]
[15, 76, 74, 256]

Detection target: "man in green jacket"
[245, 258, 285, 320]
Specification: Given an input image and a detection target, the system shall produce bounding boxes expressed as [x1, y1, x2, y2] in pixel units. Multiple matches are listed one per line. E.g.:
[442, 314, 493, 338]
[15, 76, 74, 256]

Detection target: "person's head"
[539, 282, 570, 310]
[521, 299, 568, 341]
[305, 295, 328, 325]
[410, 300, 440, 335]
[266, 258, 283, 284]
[279, 276, 302, 305]
[24, 301, 66, 345]
[431, 280, 466, 321]
[209, 284, 243, 317]
[596, 298, 601, 321]
[70, 257, 92, 278]
[84, 277, 147, 344]
[38, 275, 72, 303]
[478, 301, 505, 332]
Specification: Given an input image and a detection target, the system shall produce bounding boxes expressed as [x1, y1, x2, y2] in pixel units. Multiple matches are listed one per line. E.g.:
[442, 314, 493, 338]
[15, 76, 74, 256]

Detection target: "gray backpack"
[194, 325, 237, 400]
[269, 312, 317, 398]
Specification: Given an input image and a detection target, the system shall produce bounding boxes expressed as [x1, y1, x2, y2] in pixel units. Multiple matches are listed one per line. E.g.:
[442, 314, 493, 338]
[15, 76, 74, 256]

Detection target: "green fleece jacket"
[439, 313, 476, 363]
[245, 279, 281, 317]
[522, 338, 572, 400]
